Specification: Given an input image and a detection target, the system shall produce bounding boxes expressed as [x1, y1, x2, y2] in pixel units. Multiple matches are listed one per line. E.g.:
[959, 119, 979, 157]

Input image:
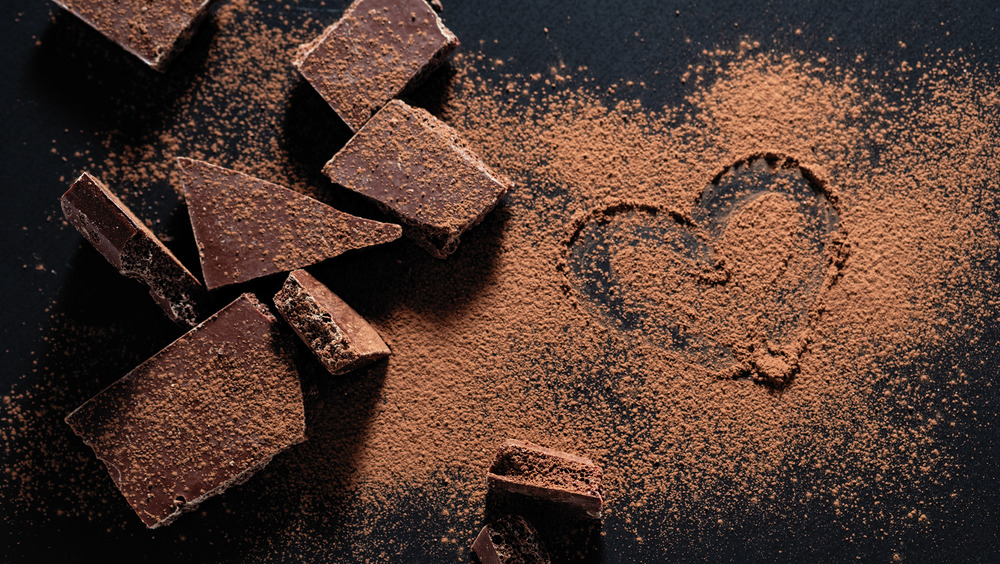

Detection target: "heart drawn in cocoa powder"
[561, 153, 849, 388]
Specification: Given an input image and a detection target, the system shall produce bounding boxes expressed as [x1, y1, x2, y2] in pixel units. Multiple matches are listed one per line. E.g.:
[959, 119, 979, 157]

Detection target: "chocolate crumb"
[487, 439, 604, 519]
[274, 269, 390, 376]
[472, 514, 550, 564]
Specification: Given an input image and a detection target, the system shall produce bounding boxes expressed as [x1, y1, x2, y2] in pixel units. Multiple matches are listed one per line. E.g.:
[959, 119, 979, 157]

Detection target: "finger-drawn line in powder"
[560, 152, 850, 388]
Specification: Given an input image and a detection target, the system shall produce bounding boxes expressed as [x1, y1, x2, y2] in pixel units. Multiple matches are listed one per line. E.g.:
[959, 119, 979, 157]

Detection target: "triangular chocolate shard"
[177, 158, 402, 290]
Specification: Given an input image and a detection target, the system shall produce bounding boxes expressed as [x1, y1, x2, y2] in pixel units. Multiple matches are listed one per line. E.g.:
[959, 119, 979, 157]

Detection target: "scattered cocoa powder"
[70, 0, 336, 214]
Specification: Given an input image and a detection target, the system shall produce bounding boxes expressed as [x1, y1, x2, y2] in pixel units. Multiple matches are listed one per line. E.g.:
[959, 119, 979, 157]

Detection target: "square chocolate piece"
[324, 99, 513, 258]
[292, 0, 458, 132]
[52, 0, 217, 71]
[65, 294, 306, 528]
[273, 269, 390, 375]
[486, 439, 604, 519]
[472, 515, 550, 564]
[60, 172, 209, 327]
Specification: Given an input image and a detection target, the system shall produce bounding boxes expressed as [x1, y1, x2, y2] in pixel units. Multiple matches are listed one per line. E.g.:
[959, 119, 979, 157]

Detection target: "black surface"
[2, 0, 999, 562]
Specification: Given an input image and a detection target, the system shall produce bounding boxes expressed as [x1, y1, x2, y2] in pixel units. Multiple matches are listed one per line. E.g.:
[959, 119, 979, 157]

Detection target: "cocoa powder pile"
[4, 1, 1000, 561]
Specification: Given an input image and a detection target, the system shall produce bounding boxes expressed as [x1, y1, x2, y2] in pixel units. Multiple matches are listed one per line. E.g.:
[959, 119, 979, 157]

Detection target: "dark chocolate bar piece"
[486, 439, 604, 519]
[51, 0, 217, 71]
[177, 158, 402, 290]
[324, 100, 512, 258]
[65, 294, 306, 528]
[273, 269, 390, 375]
[60, 172, 208, 327]
[292, 0, 458, 132]
[472, 515, 550, 564]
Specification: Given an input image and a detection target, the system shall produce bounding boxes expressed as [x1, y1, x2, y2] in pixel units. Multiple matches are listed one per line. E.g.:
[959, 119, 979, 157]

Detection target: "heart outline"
[559, 152, 850, 388]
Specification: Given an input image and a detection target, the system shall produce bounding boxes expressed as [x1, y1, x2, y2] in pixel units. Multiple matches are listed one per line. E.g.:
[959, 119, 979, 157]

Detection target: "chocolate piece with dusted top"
[178, 158, 402, 290]
[324, 100, 513, 258]
[52, 0, 217, 71]
[60, 172, 209, 327]
[486, 439, 604, 519]
[274, 269, 391, 375]
[472, 515, 550, 564]
[65, 294, 306, 528]
[292, 0, 458, 132]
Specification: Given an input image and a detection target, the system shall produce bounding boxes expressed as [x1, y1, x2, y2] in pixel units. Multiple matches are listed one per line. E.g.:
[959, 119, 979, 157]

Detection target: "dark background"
[2, 0, 998, 562]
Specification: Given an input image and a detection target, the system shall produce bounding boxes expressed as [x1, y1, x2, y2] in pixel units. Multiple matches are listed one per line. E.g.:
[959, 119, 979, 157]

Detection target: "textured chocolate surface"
[472, 515, 550, 564]
[178, 158, 402, 290]
[64, 294, 306, 528]
[292, 0, 458, 132]
[324, 99, 512, 258]
[274, 269, 390, 375]
[51, 0, 216, 71]
[487, 439, 604, 519]
[60, 172, 208, 327]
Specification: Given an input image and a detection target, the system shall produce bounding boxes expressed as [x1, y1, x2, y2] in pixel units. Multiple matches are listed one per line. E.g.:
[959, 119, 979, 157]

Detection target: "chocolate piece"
[486, 439, 604, 519]
[292, 0, 458, 132]
[51, 0, 216, 71]
[65, 294, 306, 528]
[273, 269, 390, 375]
[472, 515, 550, 564]
[177, 158, 402, 290]
[324, 100, 513, 258]
[60, 172, 208, 327]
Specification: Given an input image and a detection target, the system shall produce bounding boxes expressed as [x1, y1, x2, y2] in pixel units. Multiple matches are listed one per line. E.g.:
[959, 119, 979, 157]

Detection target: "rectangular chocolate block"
[60, 172, 208, 327]
[472, 515, 550, 564]
[324, 99, 513, 258]
[65, 294, 306, 528]
[52, 0, 217, 71]
[292, 0, 458, 132]
[486, 439, 604, 519]
[273, 269, 390, 375]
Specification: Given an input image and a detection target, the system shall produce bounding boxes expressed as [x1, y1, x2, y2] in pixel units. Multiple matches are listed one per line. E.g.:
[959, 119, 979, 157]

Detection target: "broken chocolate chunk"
[177, 158, 402, 290]
[273, 269, 390, 375]
[65, 294, 306, 529]
[60, 172, 209, 327]
[486, 439, 604, 519]
[52, 0, 217, 71]
[292, 0, 458, 132]
[472, 515, 550, 564]
[324, 99, 512, 258]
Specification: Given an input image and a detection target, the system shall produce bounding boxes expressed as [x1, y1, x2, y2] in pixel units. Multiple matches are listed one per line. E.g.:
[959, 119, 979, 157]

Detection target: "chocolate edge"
[64, 293, 305, 527]
[61, 172, 207, 326]
[51, 0, 218, 72]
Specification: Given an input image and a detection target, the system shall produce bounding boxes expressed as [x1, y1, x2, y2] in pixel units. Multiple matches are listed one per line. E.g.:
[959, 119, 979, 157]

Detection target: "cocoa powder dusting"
[5, 2, 1000, 561]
